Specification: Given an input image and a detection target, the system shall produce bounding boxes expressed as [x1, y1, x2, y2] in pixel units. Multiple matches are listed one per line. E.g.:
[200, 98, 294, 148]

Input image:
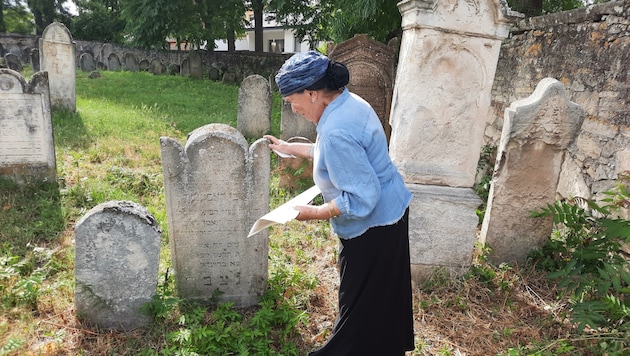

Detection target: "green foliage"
[474, 144, 497, 223]
[0, 245, 56, 310]
[529, 180, 630, 347]
[71, 0, 126, 42]
[2, 1, 35, 34]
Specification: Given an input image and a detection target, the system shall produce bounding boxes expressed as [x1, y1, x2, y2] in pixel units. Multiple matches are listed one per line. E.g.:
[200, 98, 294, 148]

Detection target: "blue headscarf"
[275, 51, 329, 96]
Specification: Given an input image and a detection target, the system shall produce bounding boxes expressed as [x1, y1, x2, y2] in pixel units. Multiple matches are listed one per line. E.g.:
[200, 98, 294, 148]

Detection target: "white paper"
[272, 149, 296, 158]
[248, 185, 321, 237]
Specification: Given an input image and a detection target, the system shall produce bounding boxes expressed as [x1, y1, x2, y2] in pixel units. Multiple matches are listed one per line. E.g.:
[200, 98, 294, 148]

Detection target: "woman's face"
[284, 90, 324, 124]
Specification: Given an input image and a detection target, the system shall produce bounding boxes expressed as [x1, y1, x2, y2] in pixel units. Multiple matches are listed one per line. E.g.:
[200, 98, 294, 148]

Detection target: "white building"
[214, 11, 315, 53]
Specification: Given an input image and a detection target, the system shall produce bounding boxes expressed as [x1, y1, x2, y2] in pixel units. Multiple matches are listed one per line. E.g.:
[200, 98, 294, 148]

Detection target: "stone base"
[407, 184, 481, 285]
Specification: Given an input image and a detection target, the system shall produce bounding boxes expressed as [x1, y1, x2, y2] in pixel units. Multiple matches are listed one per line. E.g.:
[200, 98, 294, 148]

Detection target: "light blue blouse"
[313, 88, 412, 239]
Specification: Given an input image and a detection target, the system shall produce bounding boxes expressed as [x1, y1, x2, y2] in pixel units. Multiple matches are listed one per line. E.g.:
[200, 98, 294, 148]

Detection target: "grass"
[0, 69, 622, 355]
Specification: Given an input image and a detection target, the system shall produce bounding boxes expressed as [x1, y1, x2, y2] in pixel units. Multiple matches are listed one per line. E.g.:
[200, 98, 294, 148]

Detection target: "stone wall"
[487, 0, 630, 200]
[0, 33, 289, 84]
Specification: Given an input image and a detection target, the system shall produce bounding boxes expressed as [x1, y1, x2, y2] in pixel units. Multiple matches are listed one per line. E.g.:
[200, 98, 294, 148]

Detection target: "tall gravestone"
[480, 78, 586, 264]
[160, 124, 270, 307]
[329, 34, 397, 142]
[100, 43, 114, 65]
[39, 22, 76, 112]
[0, 69, 56, 183]
[74, 200, 161, 331]
[389, 0, 520, 280]
[237, 75, 272, 139]
[79, 53, 96, 72]
[187, 50, 203, 79]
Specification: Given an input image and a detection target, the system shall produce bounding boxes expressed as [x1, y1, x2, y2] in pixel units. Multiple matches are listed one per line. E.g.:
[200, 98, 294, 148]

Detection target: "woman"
[264, 50, 414, 356]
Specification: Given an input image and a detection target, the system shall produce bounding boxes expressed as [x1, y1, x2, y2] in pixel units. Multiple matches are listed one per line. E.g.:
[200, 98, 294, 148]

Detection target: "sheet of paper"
[248, 185, 321, 237]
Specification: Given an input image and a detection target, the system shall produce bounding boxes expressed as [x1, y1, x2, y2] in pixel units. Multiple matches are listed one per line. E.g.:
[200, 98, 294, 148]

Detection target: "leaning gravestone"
[39, 22, 76, 111]
[480, 78, 586, 264]
[160, 124, 270, 307]
[237, 75, 272, 139]
[0, 69, 56, 183]
[74, 200, 161, 330]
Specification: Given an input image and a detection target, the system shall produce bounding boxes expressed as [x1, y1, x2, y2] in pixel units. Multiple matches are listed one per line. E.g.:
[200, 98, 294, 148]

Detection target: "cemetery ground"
[0, 70, 628, 355]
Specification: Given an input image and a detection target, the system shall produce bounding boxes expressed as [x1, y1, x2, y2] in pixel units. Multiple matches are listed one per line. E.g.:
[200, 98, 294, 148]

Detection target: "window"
[268, 39, 284, 53]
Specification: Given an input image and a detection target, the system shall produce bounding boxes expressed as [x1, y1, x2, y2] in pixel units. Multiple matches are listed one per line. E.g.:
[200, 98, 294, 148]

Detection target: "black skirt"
[309, 208, 414, 356]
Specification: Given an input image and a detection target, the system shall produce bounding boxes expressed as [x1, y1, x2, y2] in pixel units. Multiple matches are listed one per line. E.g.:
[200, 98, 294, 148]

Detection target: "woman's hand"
[263, 135, 293, 157]
[263, 134, 314, 159]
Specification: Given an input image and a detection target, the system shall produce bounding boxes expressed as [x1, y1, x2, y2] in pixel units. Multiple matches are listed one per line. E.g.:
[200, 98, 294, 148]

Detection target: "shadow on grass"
[52, 109, 92, 150]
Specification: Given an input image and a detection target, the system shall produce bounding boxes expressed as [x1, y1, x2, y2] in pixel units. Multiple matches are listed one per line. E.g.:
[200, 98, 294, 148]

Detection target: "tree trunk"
[252, 0, 264, 52]
[0, 0, 6, 33]
[227, 27, 236, 52]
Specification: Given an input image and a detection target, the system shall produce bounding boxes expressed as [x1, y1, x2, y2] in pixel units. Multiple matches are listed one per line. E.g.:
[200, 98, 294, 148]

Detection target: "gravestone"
[74, 200, 161, 331]
[107, 53, 121, 71]
[20, 47, 31, 64]
[5, 53, 22, 72]
[480, 78, 586, 264]
[0, 69, 56, 183]
[30, 49, 40, 72]
[388, 0, 520, 280]
[123, 52, 139, 72]
[329, 34, 397, 142]
[237, 75, 272, 139]
[79, 53, 96, 72]
[0, 43, 4, 57]
[208, 67, 220, 81]
[167, 64, 179, 75]
[188, 50, 203, 79]
[139, 59, 150, 72]
[150, 59, 164, 75]
[160, 124, 270, 307]
[100, 43, 114, 64]
[280, 101, 316, 141]
[180, 58, 190, 76]
[39, 22, 76, 111]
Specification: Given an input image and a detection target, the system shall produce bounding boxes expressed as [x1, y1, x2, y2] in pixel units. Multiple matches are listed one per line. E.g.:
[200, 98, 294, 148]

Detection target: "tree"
[72, 0, 126, 42]
[1, 0, 6, 32]
[2, 0, 35, 34]
[25, 0, 71, 34]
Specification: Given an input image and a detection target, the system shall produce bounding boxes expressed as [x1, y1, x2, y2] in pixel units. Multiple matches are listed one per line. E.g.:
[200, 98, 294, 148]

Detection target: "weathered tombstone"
[329, 34, 397, 142]
[167, 63, 179, 75]
[74, 200, 161, 331]
[100, 43, 114, 64]
[20, 47, 31, 64]
[107, 53, 121, 71]
[188, 50, 203, 79]
[79, 52, 96, 72]
[388, 0, 520, 280]
[180, 58, 190, 76]
[207, 67, 220, 81]
[237, 75, 272, 139]
[139, 59, 150, 72]
[39, 22, 76, 111]
[160, 124, 270, 307]
[30, 49, 40, 72]
[0, 69, 56, 183]
[480, 78, 586, 264]
[122, 52, 139, 72]
[149, 59, 163, 75]
[277, 136, 314, 190]
[0, 43, 4, 58]
[280, 101, 316, 142]
[5, 53, 22, 72]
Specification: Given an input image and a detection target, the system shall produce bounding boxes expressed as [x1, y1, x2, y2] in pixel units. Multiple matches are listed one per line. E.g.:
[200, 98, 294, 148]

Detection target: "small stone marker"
[39, 22, 76, 111]
[123, 52, 139, 72]
[0, 69, 56, 183]
[160, 124, 270, 307]
[480, 78, 586, 264]
[237, 75, 272, 139]
[188, 50, 203, 79]
[74, 200, 162, 331]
